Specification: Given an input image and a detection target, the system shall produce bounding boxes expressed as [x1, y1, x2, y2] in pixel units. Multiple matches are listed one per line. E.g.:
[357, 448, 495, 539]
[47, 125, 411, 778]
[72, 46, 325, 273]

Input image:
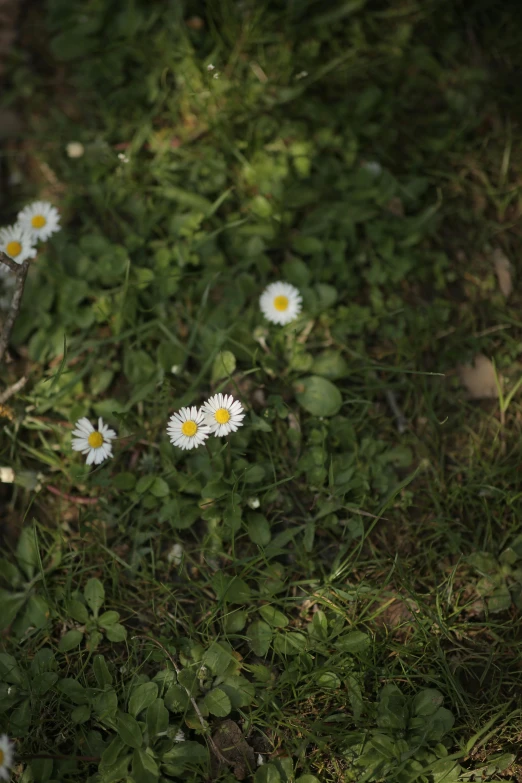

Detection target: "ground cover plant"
[2, 0, 522, 780]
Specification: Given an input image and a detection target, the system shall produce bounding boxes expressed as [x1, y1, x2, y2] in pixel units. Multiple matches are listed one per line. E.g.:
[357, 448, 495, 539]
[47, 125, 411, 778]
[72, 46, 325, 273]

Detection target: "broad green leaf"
[105, 623, 127, 642]
[312, 350, 349, 380]
[317, 672, 340, 689]
[164, 684, 190, 712]
[132, 748, 159, 783]
[0, 590, 26, 630]
[259, 606, 289, 628]
[335, 631, 370, 653]
[57, 678, 89, 705]
[99, 610, 120, 628]
[247, 620, 273, 656]
[212, 573, 252, 604]
[117, 713, 143, 749]
[66, 599, 89, 624]
[84, 578, 105, 617]
[204, 687, 231, 717]
[98, 754, 132, 783]
[113, 472, 136, 491]
[136, 475, 156, 495]
[93, 655, 113, 688]
[224, 609, 248, 633]
[58, 630, 84, 652]
[150, 477, 170, 498]
[71, 704, 91, 724]
[146, 698, 169, 737]
[162, 741, 208, 764]
[248, 514, 271, 546]
[255, 763, 281, 783]
[93, 690, 119, 720]
[211, 350, 236, 383]
[129, 682, 159, 718]
[202, 642, 234, 675]
[296, 775, 320, 783]
[0, 653, 24, 685]
[294, 375, 342, 417]
[9, 698, 31, 736]
[32, 671, 58, 696]
[412, 689, 444, 716]
[273, 632, 307, 655]
[15, 526, 39, 580]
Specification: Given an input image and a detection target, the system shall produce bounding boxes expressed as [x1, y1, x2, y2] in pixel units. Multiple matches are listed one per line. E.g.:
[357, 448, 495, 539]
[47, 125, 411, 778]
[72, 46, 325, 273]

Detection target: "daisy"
[201, 393, 245, 437]
[259, 281, 302, 325]
[17, 201, 61, 243]
[0, 735, 14, 782]
[0, 224, 37, 264]
[167, 406, 210, 450]
[71, 416, 116, 466]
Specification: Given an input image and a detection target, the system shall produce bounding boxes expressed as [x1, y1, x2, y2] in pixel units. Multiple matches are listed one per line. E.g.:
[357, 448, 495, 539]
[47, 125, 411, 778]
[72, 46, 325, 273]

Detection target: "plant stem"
[0, 253, 29, 363]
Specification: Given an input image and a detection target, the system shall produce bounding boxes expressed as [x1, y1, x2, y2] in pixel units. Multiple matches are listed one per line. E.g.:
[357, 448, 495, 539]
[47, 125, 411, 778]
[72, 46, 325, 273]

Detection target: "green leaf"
[129, 682, 159, 718]
[212, 573, 252, 604]
[0, 653, 24, 685]
[0, 591, 26, 630]
[224, 609, 248, 633]
[259, 605, 289, 628]
[32, 671, 58, 696]
[113, 472, 136, 491]
[105, 623, 127, 642]
[204, 687, 232, 717]
[273, 632, 307, 655]
[71, 704, 92, 724]
[93, 690, 119, 721]
[132, 748, 159, 783]
[312, 350, 349, 380]
[164, 684, 190, 712]
[335, 631, 370, 653]
[93, 655, 113, 688]
[211, 350, 236, 383]
[412, 689, 444, 716]
[317, 672, 340, 689]
[98, 610, 120, 628]
[296, 776, 320, 783]
[202, 642, 234, 675]
[87, 629, 104, 651]
[255, 763, 281, 783]
[247, 514, 271, 546]
[247, 620, 273, 656]
[150, 477, 170, 498]
[57, 678, 89, 705]
[84, 578, 105, 618]
[99, 754, 132, 783]
[146, 698, 169, 738]
[66, 599, 89, 624]
[58, 629, 84, 652]
[117, 713, 143, 749]
[136, 475, 156, 495]
[294, 376, 342, 417]
[15, 526, 39, 580]
[9, 698, 31, 736]
[162, 741, 208, 764]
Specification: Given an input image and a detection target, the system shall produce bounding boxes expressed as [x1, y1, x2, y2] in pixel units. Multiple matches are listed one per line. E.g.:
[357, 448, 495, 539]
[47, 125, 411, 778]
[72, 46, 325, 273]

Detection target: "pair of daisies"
[0, 201, 60, 265]
[72, 393, 245, 464]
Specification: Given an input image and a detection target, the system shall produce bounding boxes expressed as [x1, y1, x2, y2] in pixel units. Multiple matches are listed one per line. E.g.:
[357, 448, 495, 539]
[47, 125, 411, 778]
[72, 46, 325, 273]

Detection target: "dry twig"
[0, 252, 29, 363]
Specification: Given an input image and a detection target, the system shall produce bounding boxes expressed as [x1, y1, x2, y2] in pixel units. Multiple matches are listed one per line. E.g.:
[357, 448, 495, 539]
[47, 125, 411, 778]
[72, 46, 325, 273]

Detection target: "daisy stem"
[0, 256, 29, 364]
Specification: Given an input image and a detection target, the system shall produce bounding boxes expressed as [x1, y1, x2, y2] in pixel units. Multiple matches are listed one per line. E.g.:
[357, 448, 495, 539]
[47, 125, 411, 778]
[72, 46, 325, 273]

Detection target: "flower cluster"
[167, 393, 245, 451]
[0, 200, 61, 265]
[71, 394, 245, 465]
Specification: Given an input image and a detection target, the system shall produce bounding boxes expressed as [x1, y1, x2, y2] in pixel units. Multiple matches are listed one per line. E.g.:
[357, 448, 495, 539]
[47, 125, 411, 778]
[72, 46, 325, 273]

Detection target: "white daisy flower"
[0, 224, 37, 264]
[201, 393, 245, 437]
[167, 406, 210, 450]
[17, 201, 61, 243]
[0, 735, 14, 782]
[71, 416, 117, 466]
[259, 281, 302, 325]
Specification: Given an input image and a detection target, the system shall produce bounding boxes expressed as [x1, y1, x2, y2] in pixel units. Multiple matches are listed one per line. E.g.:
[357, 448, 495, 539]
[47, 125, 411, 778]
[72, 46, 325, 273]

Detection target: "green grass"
[3, 0, 522, 781]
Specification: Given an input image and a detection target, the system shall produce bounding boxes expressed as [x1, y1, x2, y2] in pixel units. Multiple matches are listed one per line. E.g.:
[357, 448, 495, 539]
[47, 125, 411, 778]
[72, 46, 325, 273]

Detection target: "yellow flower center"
[6, 240, 22, 257]
[181, 420, 198, 437]
[215, 408, 231, 424]
[88, 431, 104, 449]
[31, 214, 47, 229]
[273, 295, 289, 311]
[0, 749, 4, 765]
